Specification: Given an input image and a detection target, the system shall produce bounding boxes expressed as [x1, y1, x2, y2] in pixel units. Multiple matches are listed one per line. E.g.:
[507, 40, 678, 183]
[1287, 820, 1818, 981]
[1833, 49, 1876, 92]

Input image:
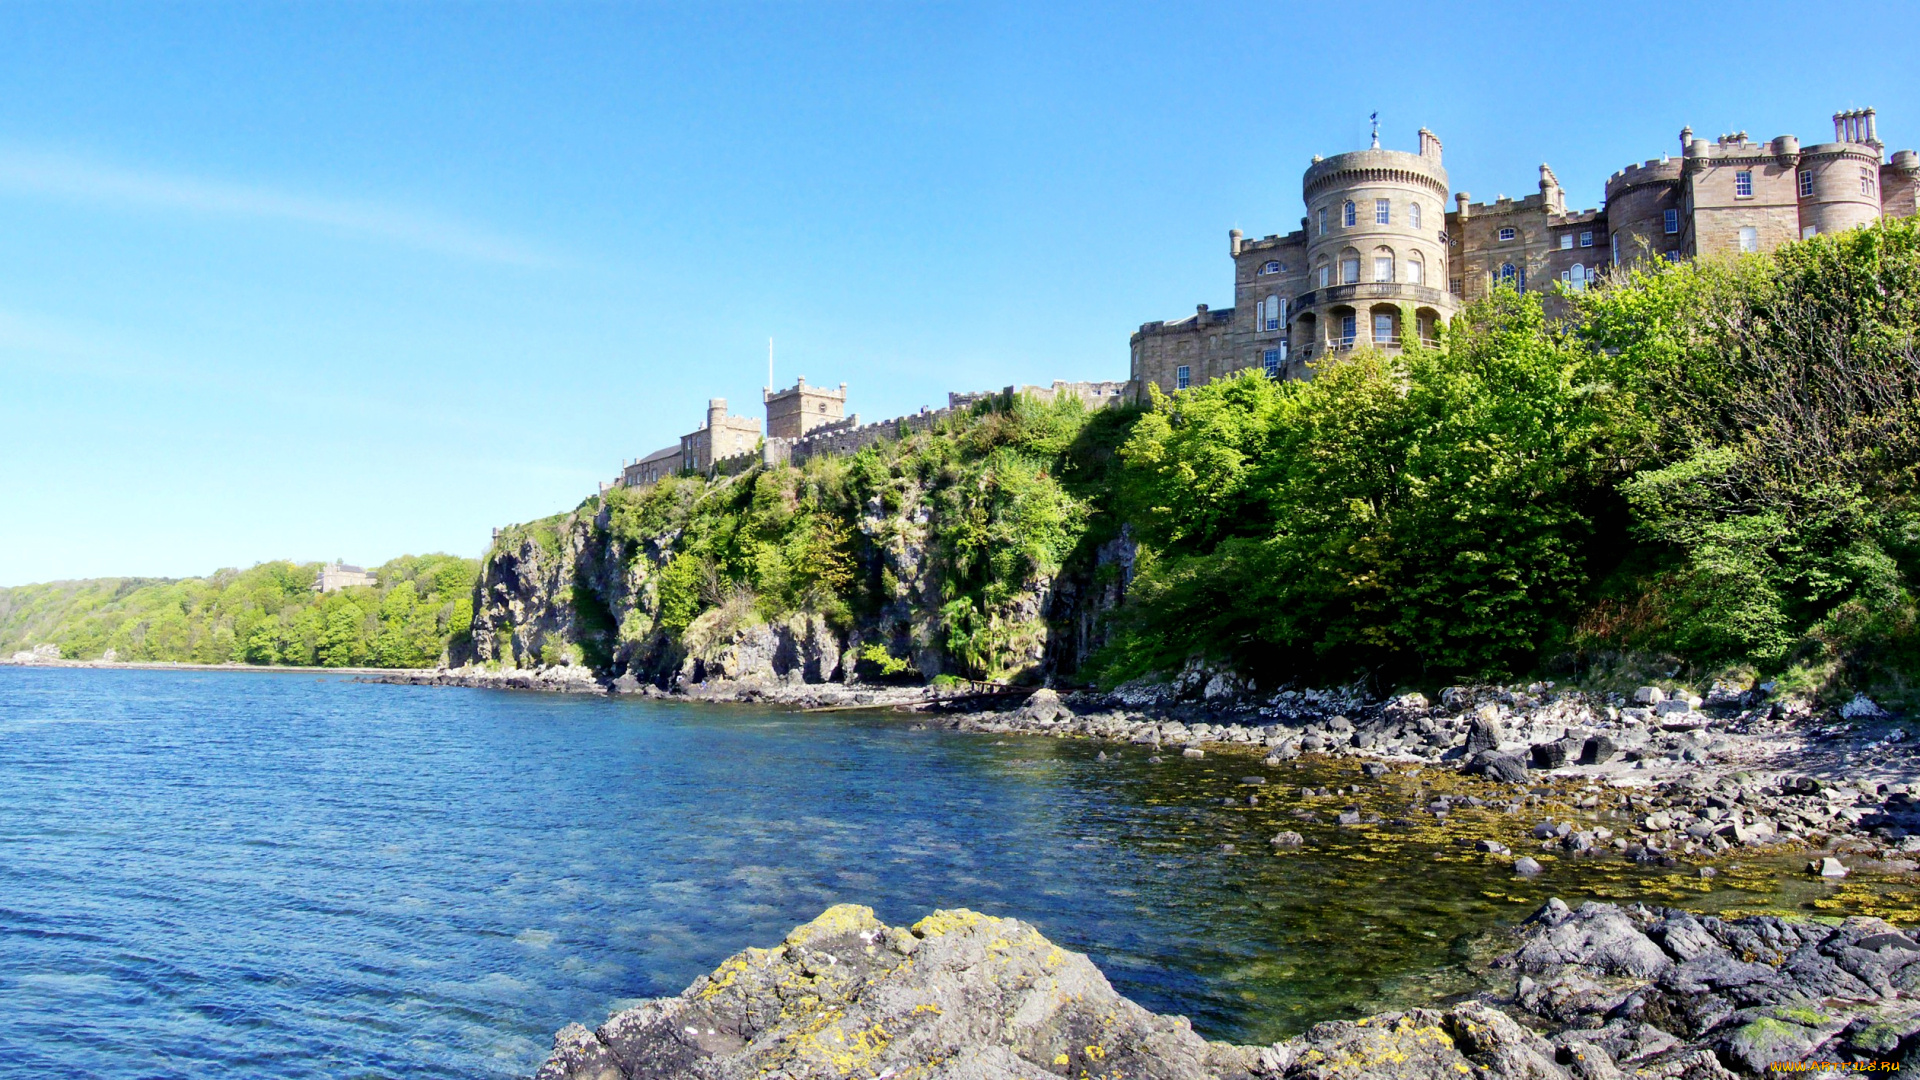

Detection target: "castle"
[1130, 109, 1920, 395]
[616, 108, 1920, 489]
[613, 377, 1128, 490]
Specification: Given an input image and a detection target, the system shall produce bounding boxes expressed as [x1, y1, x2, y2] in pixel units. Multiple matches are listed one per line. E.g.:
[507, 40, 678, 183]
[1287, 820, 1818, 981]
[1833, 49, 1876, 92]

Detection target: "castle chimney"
[1867, 108, 1879, 144]
[1455, 192, 1470, 222]
[1418, 127, 1442, 161]
[1679, 126, 1692, 154]
[1229, 228, 1243, 256]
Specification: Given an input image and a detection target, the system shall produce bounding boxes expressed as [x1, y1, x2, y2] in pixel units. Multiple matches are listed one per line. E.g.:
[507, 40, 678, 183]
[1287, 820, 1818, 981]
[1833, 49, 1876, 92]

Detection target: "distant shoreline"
[0, 658, 439, 677]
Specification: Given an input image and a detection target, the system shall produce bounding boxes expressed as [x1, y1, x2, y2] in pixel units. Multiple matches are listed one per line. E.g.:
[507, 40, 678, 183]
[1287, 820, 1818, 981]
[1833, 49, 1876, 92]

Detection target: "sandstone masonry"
[1131, 108, 1920, 398]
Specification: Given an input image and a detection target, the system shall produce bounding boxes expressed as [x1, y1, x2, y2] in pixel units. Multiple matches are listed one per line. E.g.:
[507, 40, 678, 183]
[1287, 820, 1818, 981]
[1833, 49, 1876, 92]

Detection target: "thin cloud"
[0, 149, 553, 266]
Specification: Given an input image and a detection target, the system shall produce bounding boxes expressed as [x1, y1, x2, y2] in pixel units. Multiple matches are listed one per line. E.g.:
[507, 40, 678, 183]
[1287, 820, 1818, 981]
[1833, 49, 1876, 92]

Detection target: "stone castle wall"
[1131, 109, 1920, 400]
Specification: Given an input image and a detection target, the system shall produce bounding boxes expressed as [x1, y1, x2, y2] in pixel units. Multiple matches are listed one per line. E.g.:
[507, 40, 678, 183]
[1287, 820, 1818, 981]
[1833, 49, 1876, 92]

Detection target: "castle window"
[1317, 207, 1328, 235]
[1258, 260, 1281, 275]
[1263, 294, 1283, 331]
[1406, 254, 1424, 285]
[1339, 314, 1357, 346]
[1497, 263, 1522, 291]
[1340, 252, 1360, 284]
[1663, 209, 1679, 234]
[1735, 170, 1753, 198]
[1263, 348, 1282, 378]
[1373, 248, 1394, 282]
[1563, 263, 1587, 292]
[1317, 261, 1331, 289]
[1611, 234, 1620, 262]
[1862, 167, 1877, 196]
[1803, 225, 1818, 239]
[1343, 200, 1356, 227]
[1799, 170, 1815, 198]
[1580, 230, 1593, 247]
[1409, 202, 1422, 228]
[1739, 226, 1759, 253]
[1375, 199, 1390, 224]
[1664, 251, 1682, 262]
[1175, 365, 1190, 390]
[1498, 227, 1516, 242]
[1373, 313, 1395, 344]
[1559, 234, 1573, 250]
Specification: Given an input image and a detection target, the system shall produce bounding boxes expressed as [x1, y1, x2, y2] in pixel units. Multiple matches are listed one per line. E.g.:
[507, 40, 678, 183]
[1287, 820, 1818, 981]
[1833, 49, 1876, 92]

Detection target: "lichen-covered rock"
[1256, 1001, 1567, 1079]
[536, 905, 1258, 1080]
[544, 906, 1726, 1080]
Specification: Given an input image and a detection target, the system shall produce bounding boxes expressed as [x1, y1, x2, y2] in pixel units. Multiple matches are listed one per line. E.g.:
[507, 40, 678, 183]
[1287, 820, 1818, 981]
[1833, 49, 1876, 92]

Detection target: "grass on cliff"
[0, 554, 479, 668]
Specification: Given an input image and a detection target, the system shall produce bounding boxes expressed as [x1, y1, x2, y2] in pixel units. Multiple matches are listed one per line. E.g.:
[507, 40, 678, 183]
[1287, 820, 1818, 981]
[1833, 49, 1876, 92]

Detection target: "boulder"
[535, 905, 1260, 1080]
[1019, 687, 1065, 723]
[1632, 686, 1666, 705]
[1531, 740, 1570, 770]
[1467, 750, 1530, 784]
[1578, 735, 1617, 766]
[1466, 711, 1503, 755]
[1841, 693, 1892, 721]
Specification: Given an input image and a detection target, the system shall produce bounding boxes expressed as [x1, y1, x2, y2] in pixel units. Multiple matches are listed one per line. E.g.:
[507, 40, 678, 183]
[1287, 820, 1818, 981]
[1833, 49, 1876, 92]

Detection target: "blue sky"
[2, 0, 1915, 585]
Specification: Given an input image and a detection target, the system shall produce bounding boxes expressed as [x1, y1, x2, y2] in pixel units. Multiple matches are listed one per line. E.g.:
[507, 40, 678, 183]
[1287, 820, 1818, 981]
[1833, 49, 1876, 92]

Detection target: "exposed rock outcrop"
[534, 901, 1920, 1079]
[460, 470, 1134, 691]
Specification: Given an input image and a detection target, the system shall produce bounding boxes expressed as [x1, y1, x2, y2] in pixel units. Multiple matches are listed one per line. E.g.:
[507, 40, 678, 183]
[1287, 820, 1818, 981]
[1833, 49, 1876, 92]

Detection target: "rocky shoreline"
[375, 664, 1920, 876]
[535, 900, 1920, 1078]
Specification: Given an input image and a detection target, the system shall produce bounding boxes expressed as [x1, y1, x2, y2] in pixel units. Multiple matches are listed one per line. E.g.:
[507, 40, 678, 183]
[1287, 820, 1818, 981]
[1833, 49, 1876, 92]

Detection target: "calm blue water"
[2, 667, 1721, 1078]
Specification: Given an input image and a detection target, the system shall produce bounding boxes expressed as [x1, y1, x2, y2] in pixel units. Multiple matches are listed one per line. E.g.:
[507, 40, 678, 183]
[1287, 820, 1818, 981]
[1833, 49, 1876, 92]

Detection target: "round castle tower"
[1292, 127, 1457, 358]
[1602, 156, 1684, 266]
[1797, 111, 1886, 238]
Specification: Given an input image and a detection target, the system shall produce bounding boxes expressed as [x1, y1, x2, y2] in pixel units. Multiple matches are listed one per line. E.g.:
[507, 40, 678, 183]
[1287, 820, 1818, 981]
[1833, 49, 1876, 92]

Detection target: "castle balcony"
[1291, 282, 1456, 310]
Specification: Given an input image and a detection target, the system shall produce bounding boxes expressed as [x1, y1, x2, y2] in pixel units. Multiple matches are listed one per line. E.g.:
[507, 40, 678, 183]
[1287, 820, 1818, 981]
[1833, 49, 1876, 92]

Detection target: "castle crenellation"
[613, 107, 1919, 491]
[611, 379, 1127, 492]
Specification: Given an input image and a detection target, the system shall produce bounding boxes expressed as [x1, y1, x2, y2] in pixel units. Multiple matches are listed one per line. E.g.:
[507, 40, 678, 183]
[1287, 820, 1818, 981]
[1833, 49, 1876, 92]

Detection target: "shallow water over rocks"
[0, 668, 1898, 1078]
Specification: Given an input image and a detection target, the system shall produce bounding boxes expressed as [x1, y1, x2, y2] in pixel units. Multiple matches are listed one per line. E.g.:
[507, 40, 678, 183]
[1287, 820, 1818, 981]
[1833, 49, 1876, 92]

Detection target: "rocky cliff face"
[458, 472, 1134, 690]
[536, 901, 1920, 1080]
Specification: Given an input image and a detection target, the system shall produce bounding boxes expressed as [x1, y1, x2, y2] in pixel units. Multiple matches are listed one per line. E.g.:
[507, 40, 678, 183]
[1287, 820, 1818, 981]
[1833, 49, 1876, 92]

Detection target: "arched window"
[1407, 253, 1424, 285]
[1342, 200, 1356, 228]
[1373, 246, 1394, 283]
[1258, 260, 1282, 275]
[1498, 263, 1517, 287]
[1340, 249, 1361, 285]
[1263, 294, 1282, 331]
[1409, 202, 1422, 229]
[1315, 257, 1331, 289]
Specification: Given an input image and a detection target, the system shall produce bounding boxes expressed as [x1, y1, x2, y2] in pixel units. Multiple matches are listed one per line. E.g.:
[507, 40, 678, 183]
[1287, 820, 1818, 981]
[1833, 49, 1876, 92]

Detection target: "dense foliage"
[0, 554, 478, 667]
[591, 393, 1124, 682]
[1099, 218, 1920, 700]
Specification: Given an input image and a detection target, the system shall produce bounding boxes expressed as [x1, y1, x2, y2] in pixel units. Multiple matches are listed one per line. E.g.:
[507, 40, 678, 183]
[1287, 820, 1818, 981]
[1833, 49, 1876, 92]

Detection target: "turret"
[706, 398, 726, 430]
[1229, 228, 1243, 256]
